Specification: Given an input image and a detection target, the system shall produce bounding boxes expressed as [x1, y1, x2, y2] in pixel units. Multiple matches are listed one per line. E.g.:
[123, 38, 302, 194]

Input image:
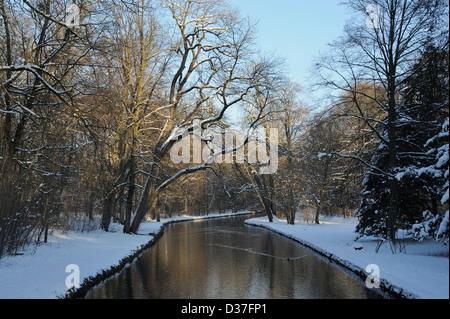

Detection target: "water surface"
[86, 215, 383, 299]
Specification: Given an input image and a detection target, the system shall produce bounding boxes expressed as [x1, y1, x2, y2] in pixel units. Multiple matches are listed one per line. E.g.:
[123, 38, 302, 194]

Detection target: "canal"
[86, 214, 384, 299]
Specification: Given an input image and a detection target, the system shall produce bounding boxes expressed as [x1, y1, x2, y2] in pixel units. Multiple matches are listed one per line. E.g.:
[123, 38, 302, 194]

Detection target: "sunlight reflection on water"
[86, 215, 384, 299]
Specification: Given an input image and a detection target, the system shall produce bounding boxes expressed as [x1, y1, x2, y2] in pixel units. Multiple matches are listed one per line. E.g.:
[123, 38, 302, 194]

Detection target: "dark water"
[86, 215, 384, 299]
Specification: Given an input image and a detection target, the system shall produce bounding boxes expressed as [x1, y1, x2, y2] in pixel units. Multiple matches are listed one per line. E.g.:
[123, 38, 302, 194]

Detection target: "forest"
[1, 0, 448, 259]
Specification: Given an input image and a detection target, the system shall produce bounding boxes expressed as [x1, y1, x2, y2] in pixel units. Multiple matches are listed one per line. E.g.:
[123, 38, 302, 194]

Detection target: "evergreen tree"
[414, 118, 449, 244]
[355, 136, 391, 240]
[403, 45, 449, 244]
[356, 45, 449, 243]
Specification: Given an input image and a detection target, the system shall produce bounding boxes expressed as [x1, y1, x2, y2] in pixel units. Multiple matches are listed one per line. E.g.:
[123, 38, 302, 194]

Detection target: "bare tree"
[126, 0, 269, 233]
[271, 81, 308, 224]
[315, 0, 446, 244]
[0, 0, 104, 254]
[95, 0, 169, 232]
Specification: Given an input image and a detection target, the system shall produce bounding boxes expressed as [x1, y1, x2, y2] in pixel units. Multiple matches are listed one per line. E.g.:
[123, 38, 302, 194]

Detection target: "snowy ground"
[1, 212, 448, 299]
[245, 216, 449, 299]
[0, 212, 248, 299]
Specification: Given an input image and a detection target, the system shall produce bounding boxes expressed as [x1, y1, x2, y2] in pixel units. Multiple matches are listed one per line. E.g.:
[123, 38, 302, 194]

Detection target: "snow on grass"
[2, 211, 446, 299]
[0, 212, 249, 299]
[0, 221, 162, 299]
[245, 216, 449, 299]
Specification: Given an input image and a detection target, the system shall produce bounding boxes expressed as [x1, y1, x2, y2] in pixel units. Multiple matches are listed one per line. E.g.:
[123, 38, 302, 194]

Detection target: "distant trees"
[273, 82, 308, 224]
[0, 0, 283, 257]
[302, 113, 347, 224]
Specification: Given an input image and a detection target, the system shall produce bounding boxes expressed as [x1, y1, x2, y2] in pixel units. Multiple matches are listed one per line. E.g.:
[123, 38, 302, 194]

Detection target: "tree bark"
[101, 192, 114, 231]
[129, 163, 159, 234]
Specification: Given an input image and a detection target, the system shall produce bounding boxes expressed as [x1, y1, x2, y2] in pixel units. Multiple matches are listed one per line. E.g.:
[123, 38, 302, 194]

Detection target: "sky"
[226, 0, 351, 108]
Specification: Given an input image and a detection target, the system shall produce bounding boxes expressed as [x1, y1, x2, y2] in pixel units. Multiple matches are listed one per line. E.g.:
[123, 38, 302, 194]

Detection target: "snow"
[438, 212, 449, 239]
[0, 221, 157, 299]
[0, 212, 248, 299]
[245, 216, 449, 299]
[442, 189, 449, 205]
[1, 212, 448, 299]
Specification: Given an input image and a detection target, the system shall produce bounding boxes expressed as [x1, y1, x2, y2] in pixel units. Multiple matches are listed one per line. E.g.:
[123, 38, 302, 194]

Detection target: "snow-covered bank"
[0, 212, 250, 299]
[245, 216, 449, 299]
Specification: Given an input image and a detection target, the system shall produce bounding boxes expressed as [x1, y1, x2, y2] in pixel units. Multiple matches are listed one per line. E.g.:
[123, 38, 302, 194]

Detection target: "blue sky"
[227, 0, 351, 107]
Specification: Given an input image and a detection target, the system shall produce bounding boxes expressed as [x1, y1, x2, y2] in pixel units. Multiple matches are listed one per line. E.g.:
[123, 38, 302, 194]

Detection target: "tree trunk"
[123, 162, 136, 234]
[118, 186, 126, 224]
[129, 166, 159, 234]
[264, 200, 274, 222]
[287, 209, 295, 225]
[44, 221, 49, 244]
[386, 63, 399, 243]
[101, 193, 114, 231]
[0, 0, 13, 184]
[156, 199, 161, 223]
[87, 192, 95, 221]
[315, 207, 320, 225]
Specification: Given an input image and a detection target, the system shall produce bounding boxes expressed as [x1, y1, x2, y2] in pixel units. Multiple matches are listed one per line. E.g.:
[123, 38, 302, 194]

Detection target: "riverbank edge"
[64, 212, 253, 299]
[244, 219, 417, 300]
